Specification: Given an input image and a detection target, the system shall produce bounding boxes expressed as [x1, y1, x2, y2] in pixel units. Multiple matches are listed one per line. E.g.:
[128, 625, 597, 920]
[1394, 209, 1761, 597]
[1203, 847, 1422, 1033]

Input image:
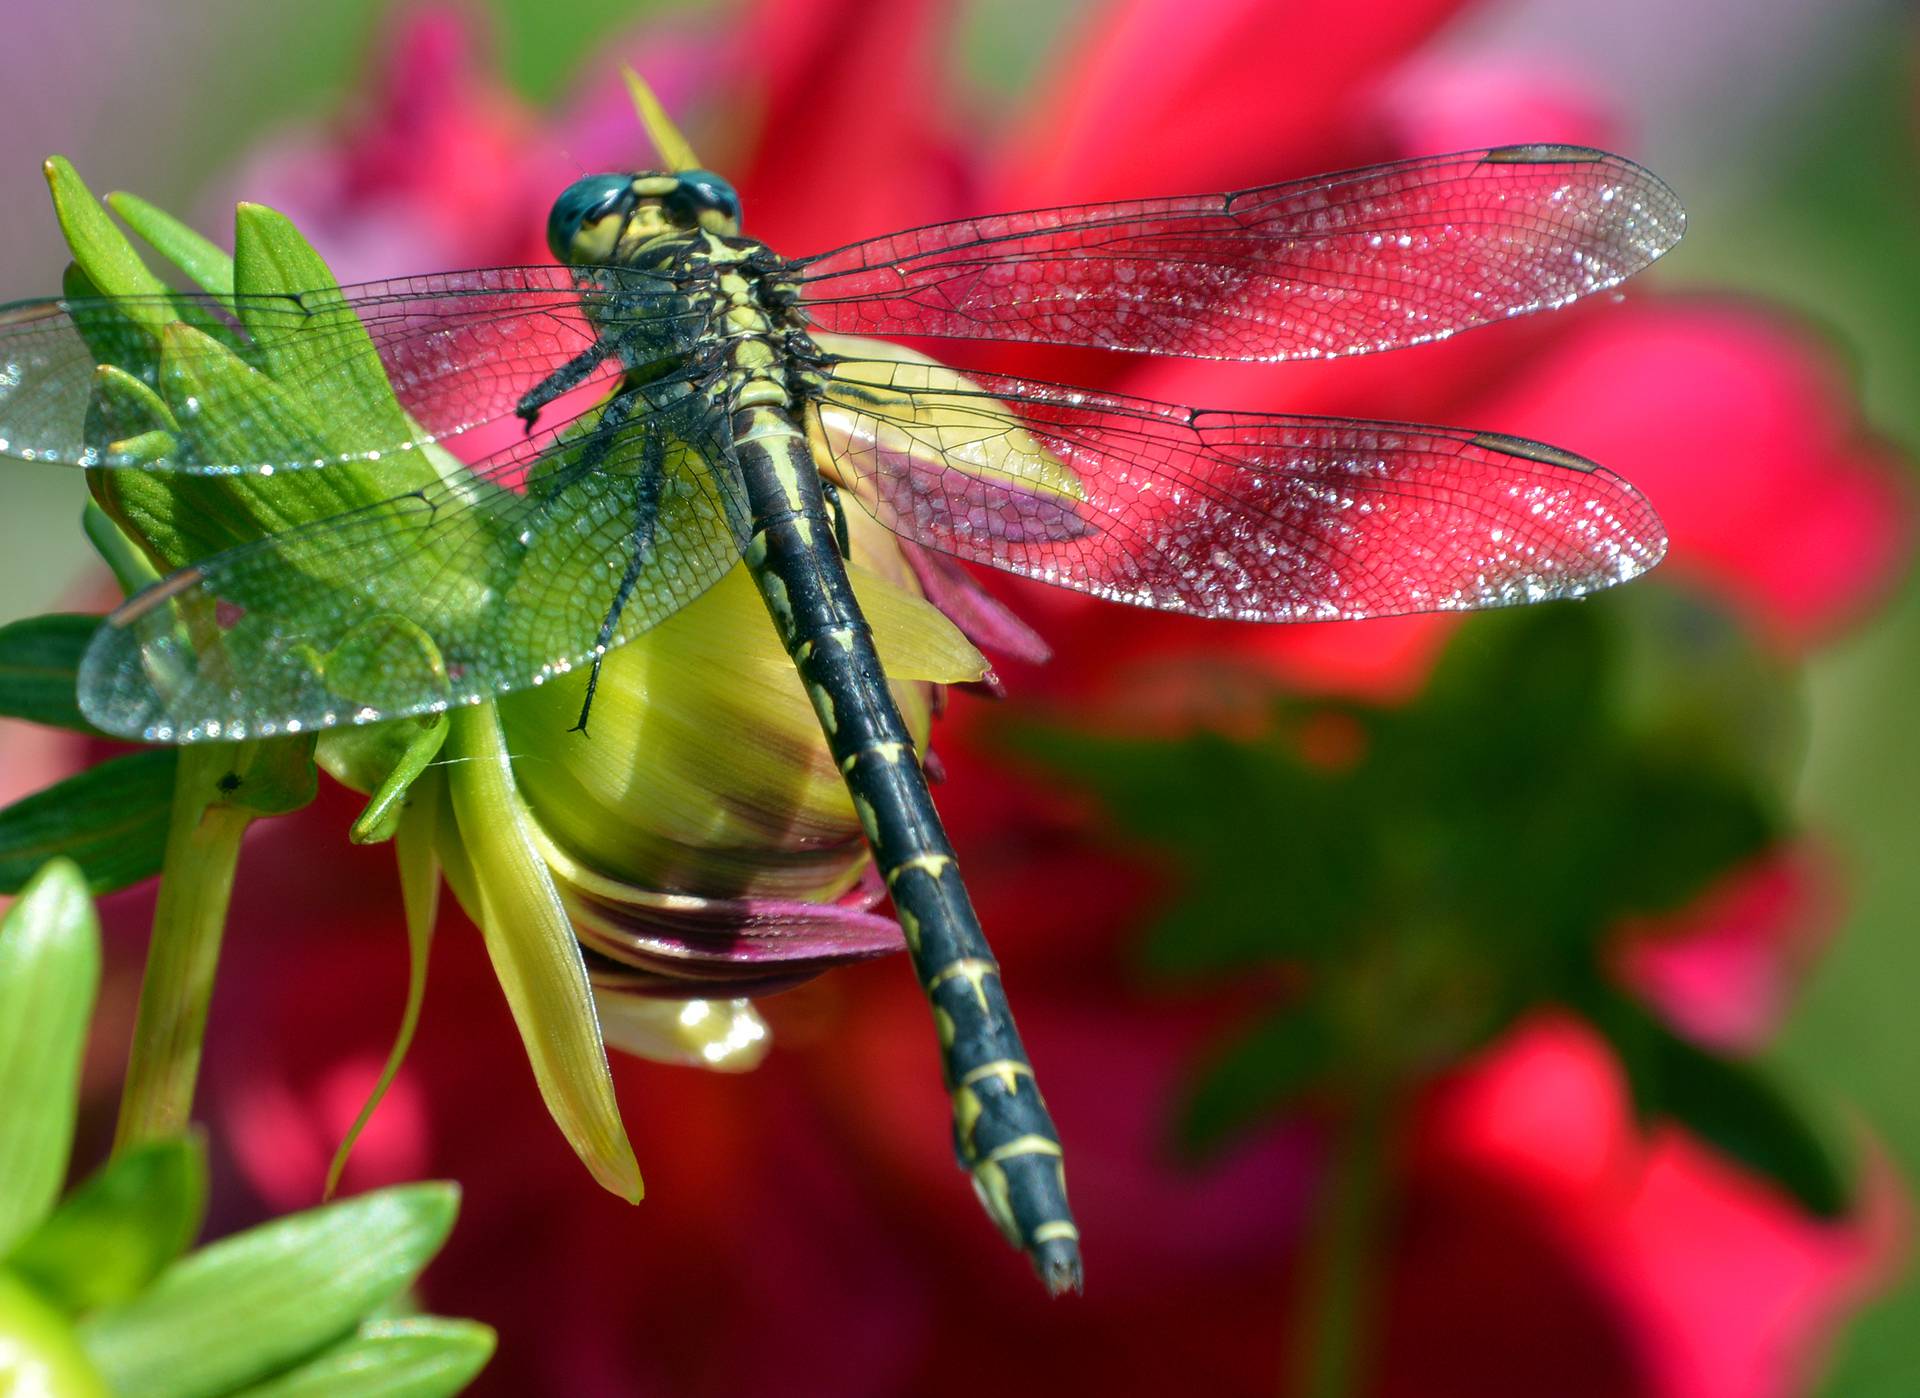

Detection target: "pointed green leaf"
[0, 860, 101, 1253]
[1665, 1044, 1853, 1219]
[1586, 984, 1852, 1217]
[108, 192, 235, 300]
[446, 703, 643, 1202]
[231, 202, 411, 447]
[5, 1136, 207, 1314]
[77, 1183, 460, 1398]
[137, 319, 415, 561]
[0, 613, 101, 732]
[45, 157, 170, 319]
[1175, 1005, 1341, 1159]
[0, 749, 177, 895]
[157, 323, 329, 467]
[1007, 720, 1352, 973]
[84, 362, 180, 501]
[231, 1317, 494, 1398]
[82, 500, 163, 596]
[348, 716, 449, 845]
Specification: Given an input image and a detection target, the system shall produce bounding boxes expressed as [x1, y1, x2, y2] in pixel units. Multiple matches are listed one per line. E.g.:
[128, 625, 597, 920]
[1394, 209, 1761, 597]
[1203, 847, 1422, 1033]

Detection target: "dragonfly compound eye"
[663, 169, 742, 232]
[546, 173, 637, 263]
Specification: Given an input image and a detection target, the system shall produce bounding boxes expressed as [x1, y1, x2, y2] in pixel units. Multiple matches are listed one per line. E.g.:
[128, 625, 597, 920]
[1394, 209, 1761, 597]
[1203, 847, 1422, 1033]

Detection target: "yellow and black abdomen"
[728, 398, 1082, 1295]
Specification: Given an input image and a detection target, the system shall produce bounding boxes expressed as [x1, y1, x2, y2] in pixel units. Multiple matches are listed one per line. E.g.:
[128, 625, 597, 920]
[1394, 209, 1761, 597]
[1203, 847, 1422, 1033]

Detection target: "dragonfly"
[0, 80, 1682, 1294]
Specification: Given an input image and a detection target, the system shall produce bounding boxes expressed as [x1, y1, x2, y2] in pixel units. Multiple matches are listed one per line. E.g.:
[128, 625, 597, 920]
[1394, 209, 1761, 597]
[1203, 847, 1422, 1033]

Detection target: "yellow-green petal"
[0, 1269, 111, 1398]
[594, 994, 770, 1072]
[444, 703, 642, 1202]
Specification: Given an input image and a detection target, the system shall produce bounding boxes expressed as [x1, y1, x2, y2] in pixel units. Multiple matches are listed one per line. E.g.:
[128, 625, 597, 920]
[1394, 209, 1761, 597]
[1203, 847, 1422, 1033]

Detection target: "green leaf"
[349, 715, 449, 845]
[0, 613, 101, 732]
[1603, 758, 1775, 915]
[0, 860, 101, 1254]
[82, 499, 163, 596]
[231, 202, 411, 449]
[1175, 1006, 1340, 1159]
[230, 1317, 494, 1398]
[108, 191, 235, 301]
[44, 157, 170, 321]
[1669, 1046, 1853, 1219]
[1587, 984, 1852, 1217]
[0, 749, 178, 895]
[5, 1137, 208, 1314]
[88, 362, 178, 441]
[1005, 721, 1350, 975]
[77, 1183, 460, 1398]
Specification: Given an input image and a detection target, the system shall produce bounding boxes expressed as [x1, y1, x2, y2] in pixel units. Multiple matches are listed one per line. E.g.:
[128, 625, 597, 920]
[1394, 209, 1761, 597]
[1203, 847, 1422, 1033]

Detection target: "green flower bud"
[500, 504, 984, 903]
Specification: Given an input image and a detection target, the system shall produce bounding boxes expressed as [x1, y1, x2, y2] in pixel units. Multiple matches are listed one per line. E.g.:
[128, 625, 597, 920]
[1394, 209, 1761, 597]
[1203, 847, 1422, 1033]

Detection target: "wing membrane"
[0, 266, 713, 471]
[809, 358, 1667, 621]
[796, 145, 1684, 361]
[78, 388, 747, 741]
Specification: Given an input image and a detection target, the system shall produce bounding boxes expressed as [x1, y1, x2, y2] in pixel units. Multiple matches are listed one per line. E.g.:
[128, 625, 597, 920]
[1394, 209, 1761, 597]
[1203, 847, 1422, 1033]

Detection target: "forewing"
[78, 391, 747, 741]
[809, 358, 1666, 621]
[796, 146, 1684, 361]
[0, 266, 709, 471]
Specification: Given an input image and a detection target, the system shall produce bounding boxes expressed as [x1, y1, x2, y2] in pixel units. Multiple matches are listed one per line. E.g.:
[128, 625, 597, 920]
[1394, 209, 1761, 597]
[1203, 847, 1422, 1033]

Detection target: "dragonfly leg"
[819, 475, 853, 560]
[515, 335, 617, 433]
[572, 425, 666, 736]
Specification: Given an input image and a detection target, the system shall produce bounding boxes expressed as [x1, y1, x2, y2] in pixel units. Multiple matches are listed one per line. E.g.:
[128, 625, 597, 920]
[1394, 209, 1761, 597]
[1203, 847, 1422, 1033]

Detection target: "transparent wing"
[808, 358, 1666, 621]
[78, 387, 748, 742]
[0, 265, 714, 471]
[795, 145, 1684, 361]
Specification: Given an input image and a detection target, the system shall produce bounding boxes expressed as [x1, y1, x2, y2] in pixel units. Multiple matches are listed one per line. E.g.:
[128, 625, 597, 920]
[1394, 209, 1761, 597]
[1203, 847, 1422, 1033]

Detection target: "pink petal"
[1466, 299, 1915, 649]
[564, 872, 904, 994]
[1376, 51, 1624, 155]
[1419, 1017, 1900, 1398]
[1617, 844, 1841, 1053]
[898, 541, 1053, 666]
[226, 1056, 431, 1211]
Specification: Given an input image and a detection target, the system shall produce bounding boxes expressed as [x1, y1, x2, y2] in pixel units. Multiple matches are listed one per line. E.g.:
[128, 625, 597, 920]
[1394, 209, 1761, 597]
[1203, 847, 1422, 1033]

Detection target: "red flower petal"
[1466, 299, 1914, 647]
[997, 0, 1469, 203]
[1618, 843, 1841, 1053]
[1419, 1018, 1898, 1398]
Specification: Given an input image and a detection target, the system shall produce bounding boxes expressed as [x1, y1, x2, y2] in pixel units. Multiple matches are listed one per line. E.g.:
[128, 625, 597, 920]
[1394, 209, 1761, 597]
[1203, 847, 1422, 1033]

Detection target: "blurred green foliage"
[1689, 18, 1920, 1397]
[1014, 596, 1855, 1218]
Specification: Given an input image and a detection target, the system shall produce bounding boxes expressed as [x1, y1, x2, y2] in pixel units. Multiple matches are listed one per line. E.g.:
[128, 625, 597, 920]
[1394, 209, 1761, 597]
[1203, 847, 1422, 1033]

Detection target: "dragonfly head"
[546, 169, 743, 264]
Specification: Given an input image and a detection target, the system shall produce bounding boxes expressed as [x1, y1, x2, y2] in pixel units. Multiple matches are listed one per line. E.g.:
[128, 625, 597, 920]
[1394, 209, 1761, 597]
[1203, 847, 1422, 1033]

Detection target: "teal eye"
[665, 170, 742, 228]
[547, 174, 633, 261]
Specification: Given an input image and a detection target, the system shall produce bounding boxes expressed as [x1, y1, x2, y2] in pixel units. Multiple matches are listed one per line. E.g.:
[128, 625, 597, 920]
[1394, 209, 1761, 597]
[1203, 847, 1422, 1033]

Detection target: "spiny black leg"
[820, 476, 853, 560]
[516, 336, 617, 433]
[572, 430, 667, 735]
[528, 385, 647, 512]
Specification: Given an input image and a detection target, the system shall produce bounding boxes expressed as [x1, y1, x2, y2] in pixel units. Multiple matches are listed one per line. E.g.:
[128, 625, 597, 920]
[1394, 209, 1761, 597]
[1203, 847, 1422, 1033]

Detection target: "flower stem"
[113, 746, 255, 1151]
[1286, 1076, 1401, 1398]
